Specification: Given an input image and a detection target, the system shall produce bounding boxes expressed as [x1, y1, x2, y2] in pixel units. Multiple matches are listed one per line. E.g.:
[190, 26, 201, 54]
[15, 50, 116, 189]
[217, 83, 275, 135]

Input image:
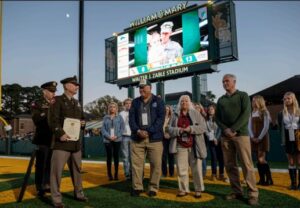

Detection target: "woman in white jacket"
[168, 95, 207, 198]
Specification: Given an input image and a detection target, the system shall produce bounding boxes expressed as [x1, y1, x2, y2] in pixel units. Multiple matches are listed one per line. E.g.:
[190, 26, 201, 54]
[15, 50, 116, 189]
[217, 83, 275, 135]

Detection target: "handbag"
[295, 129, 300, 151]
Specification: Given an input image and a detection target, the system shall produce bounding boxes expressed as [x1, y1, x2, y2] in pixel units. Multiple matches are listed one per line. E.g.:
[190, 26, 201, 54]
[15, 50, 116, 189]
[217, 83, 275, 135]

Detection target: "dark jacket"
[129, 94, 165, 142]
[48, 94, 84, 152]
[31, 98, 53, 146]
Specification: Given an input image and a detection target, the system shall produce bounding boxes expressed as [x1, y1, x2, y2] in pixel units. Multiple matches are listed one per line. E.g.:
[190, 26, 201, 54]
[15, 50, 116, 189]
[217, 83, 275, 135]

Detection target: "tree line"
[1, 84, 122, 121]
[1, 83, 216, 121]
[1, 84, 42, 120]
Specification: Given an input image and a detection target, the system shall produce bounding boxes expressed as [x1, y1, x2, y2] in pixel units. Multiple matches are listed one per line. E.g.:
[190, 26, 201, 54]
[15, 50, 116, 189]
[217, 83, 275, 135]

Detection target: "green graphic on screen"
[182, 10, 201, 55]
[134, 27, 147, 66]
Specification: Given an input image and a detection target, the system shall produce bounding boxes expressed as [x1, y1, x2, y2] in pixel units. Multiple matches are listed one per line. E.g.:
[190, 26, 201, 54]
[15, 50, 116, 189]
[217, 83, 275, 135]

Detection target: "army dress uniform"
[48, 76, 87, 207]
[31, 81, 57, 197]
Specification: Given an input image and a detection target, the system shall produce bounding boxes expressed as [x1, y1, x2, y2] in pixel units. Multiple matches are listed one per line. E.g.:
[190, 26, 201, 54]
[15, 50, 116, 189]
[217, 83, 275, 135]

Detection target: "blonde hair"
[252, 95, 268, 117]
[165, 105, 173, 118]
[123, 98, 132, 105]
[176, 95, 194, 113]
[108, 102, 119, 115]
[283, 92, 300, 116]
[194, 103, 204, 112]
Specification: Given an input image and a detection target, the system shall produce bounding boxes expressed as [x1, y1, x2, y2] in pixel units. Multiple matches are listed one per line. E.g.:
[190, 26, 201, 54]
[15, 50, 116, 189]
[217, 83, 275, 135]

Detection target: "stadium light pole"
[0, 0, 2, 111]
[78, 0, 84, 107]
[78, 0, 86, 158]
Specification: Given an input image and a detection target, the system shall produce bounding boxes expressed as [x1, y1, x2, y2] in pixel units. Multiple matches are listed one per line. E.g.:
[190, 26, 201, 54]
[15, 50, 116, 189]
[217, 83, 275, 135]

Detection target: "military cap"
[60, 75, 80, 86]
[40, 81, 57, 92]
[161, 21, 174, 33]
[138, 79, 151, 88]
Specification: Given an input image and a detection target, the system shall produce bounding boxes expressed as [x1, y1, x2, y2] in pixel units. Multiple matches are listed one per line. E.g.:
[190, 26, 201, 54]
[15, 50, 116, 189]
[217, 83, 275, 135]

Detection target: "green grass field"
[1, 176, 300, 208]
[0, 157, 299, 208]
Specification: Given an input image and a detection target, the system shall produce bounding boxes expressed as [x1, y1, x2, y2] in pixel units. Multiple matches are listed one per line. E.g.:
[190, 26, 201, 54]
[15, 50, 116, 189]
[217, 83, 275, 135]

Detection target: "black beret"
[60, 75, 80, 86]
[40, 81, 57, 92]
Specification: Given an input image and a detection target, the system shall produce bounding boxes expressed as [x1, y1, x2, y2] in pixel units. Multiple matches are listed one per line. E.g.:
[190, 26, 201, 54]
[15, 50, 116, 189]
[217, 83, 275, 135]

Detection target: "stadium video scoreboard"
[105, 0, 238, 88]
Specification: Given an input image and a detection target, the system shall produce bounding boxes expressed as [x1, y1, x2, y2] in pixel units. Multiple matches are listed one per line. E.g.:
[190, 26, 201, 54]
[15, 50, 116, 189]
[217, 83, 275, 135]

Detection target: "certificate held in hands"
[63, 118, 81, 141]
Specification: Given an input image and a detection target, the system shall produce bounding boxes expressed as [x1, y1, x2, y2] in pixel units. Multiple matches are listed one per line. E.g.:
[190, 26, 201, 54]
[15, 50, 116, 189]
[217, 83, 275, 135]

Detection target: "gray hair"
[176, 95, 195, 113]
[223, 74, 236, 81]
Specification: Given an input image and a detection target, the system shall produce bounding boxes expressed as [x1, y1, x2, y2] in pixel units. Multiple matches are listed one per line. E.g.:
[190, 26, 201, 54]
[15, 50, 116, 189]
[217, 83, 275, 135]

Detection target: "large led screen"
[117, 6, 209, 79]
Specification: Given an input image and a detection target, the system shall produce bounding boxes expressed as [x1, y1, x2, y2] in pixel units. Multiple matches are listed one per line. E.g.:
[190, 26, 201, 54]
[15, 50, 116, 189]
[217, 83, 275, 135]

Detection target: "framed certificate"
[63, 118, 81, 141]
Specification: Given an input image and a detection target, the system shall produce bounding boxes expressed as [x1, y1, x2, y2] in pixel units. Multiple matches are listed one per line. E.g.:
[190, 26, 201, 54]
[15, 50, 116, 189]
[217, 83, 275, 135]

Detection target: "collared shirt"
[119, 110, 131, 136]
[139, 96, 152, 129]
[283, 113, 299, 130]
[63, 92, 73, 100]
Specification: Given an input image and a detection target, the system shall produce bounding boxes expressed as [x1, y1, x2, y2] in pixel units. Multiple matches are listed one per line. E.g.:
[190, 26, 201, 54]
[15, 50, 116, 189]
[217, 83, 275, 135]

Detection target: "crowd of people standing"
[31, 74, 300, 208]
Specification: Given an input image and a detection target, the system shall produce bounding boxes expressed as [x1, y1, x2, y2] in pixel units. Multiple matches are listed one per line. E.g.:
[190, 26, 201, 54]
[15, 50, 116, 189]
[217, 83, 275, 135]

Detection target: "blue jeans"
[162, 139, 174, 176]
[202, 136, 208, 177]
[121, 136, 131, 178]
[208, 141, 224, 175]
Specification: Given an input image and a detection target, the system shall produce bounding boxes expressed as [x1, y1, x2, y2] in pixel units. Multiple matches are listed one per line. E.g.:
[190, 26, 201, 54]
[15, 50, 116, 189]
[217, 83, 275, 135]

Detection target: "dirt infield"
[0, 157, 299, 205]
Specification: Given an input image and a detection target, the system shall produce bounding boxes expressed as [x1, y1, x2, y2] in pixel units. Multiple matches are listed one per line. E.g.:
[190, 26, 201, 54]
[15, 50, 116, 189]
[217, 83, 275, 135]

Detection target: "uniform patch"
[51, 98, 56, 104]
[31, 102, 38, 109]
[152, 102, 157, 108]
[42, 104, 49, 109]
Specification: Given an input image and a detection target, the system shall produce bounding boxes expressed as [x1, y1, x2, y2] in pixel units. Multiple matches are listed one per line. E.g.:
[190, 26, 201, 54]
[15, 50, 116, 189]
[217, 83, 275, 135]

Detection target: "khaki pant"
[176, 145, 204, 193]
[50, 150, 84, 205]
[131, 138, 163, 192]
[221, 136, 259, 198]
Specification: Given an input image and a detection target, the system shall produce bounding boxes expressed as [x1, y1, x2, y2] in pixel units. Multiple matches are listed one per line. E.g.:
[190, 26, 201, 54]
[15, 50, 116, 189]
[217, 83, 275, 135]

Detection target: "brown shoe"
[148, 191, 157, 197]
[176, 191, 187, 197]
[74, 196, 88, 202]
[43, 184, 51, 193]
[211, 174, 217, 181]
[194, 191, 201, 198]
[218, 174, 228, 182]
[248, 197, 259, 206]
[225, 193, 244, 200]
[54, 203, 65, 208]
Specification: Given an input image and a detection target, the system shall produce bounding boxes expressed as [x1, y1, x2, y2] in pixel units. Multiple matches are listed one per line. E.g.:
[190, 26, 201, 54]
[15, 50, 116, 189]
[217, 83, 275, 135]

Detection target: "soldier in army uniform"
[31, 81, 57, 197]
[48, 76, 88, 208]
[160, 21, 183, 61]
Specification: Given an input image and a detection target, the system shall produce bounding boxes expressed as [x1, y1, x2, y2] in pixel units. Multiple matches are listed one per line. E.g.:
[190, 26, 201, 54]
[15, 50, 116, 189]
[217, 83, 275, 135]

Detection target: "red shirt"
[177, 112, 193, 148]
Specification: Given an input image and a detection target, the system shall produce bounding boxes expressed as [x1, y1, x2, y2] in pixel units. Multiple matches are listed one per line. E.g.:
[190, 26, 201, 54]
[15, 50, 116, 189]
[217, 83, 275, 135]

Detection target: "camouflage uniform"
[163, 40, 183, 60]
